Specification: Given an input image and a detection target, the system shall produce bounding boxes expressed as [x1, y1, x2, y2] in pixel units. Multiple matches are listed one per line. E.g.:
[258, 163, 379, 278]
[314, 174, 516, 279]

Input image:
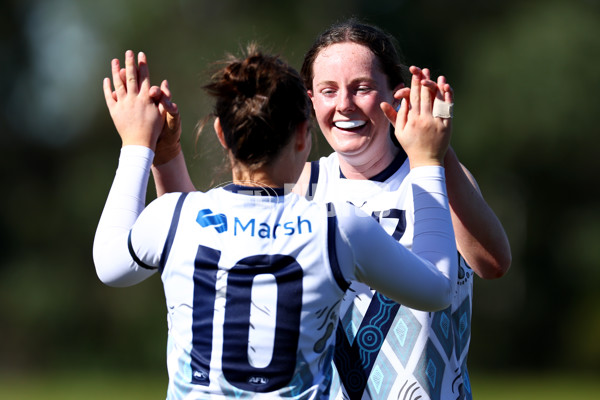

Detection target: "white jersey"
[136, 187, 345, 399]
[309, 151, 474, 400]
[93, 146, 457, 400]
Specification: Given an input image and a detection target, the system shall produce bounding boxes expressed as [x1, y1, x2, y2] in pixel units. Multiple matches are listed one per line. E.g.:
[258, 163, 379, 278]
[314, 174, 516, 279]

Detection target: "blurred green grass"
[470, 372, 599, 400]
[1, 371, 598, 399]
[1, 370, 167, 400]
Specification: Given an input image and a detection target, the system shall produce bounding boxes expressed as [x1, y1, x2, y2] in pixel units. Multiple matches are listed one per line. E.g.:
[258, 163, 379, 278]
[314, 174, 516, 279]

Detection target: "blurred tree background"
[1, 0, 599, 388]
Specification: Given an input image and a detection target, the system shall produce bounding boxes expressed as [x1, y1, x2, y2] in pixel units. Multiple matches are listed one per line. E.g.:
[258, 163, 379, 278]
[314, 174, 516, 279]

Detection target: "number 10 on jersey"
[190, 244, 304, 392]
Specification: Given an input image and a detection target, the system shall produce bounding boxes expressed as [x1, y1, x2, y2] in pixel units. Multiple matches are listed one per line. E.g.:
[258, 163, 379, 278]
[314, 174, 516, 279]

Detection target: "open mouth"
[334, 120, 366, 130]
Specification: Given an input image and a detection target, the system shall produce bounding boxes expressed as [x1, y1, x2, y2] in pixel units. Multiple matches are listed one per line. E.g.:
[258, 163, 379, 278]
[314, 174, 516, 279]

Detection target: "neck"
[230, 155, 300, 189]
[227, 127, 309, 188]
[231, 168, 283, 188]
[338, 144, 399, 180]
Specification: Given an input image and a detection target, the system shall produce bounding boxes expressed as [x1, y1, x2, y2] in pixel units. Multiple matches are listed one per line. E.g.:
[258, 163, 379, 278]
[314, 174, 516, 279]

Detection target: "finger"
[165, 111, 181, 132]
[393, 87, 411, 101]
[436, 75, 446, 100]
[111, 58, 126, 97]
[149, 85, 162, 104]
[138, 51, 150, 92]
[124, 50, 138, 94]
[103, 77, 116, 108]
[397, 98, 408, 129]
[161, 98, 178, 115]
[440, 82, 454, 129]
[380, 102, 398, 127]
[422, 68, 431, 81]
[444, 82, 454, 103]
[420, 79, 436, 114]
[408, 65, 421, 75]
[409, 66, 422, 114]
[119, 68, 126, 85]
[390, 86, 409, 110]
[161, 80, 171, 99]
[159, 80, 177, 114]
[159, 90, 178, 114]
[436, 75, 453, 101]
[442, 97, 453, 129]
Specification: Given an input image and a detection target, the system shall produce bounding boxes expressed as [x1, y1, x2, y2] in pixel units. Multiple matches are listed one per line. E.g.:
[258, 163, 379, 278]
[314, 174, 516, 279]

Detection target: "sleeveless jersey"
[310, 152, 474, 400]
[129, 186, 348, 399]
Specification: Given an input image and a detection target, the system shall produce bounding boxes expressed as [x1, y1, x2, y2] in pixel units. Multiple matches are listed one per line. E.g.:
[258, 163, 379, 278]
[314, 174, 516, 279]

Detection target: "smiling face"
[308, 42, 397, 172]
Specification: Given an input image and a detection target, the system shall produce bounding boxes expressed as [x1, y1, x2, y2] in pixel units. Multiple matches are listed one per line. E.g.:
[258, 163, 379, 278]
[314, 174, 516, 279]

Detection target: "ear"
[307, 89, 315, 103]
[213, 117, 228, 149]
[295, 121, 311, 152]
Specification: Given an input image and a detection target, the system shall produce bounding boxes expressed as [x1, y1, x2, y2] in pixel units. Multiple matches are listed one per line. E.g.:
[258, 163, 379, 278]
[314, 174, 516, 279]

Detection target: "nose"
[336, 88, 355, 113]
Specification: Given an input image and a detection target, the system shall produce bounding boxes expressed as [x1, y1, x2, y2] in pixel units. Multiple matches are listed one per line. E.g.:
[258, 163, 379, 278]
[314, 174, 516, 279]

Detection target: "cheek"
[355, 99, 382, 122]
[312, 98, 334, 121]
[360, 97, 391, 137]
[364, 93, 389, 119]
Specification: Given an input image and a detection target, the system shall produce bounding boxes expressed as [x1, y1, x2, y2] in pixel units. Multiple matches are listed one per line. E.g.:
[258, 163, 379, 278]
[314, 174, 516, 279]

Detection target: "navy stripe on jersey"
[334, 293, 401, 399]
[159, 192, 189, 274]
[339, 147, 407, 182]
[326, 202, 349, 292]
[306, 160, 320, 200]
[127, 231, 157, 270]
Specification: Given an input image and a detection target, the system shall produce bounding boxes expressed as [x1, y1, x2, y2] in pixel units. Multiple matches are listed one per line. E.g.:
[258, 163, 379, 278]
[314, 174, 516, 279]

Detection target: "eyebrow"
[314, 77, 378, 88]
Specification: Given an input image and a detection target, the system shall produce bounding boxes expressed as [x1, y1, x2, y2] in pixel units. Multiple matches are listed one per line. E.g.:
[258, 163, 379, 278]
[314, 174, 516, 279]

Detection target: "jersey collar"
[339, 146, 407, 183]
[223, 183, 286, 197]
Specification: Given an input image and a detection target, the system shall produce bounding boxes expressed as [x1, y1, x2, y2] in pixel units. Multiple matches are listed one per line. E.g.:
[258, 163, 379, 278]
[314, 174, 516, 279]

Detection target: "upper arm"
[129, 194, 181, 268]
[93, 194, 179, 287]
[445, 151, 511, 279]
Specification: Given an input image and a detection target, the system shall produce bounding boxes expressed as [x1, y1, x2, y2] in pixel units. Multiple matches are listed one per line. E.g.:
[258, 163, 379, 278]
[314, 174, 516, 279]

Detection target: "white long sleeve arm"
[92, 146, 157, 287]
[335, 166, 457, 311]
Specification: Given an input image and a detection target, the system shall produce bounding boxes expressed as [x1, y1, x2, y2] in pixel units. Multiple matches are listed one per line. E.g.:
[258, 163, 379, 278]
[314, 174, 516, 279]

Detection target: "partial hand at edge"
[381, 66, 453, 169]
[103, 50, 164, 150]
[150, 80, 182, 166]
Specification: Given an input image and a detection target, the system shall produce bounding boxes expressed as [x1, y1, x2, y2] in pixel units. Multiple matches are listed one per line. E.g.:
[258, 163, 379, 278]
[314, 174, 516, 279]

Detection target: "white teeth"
[334, 120, 366, 129]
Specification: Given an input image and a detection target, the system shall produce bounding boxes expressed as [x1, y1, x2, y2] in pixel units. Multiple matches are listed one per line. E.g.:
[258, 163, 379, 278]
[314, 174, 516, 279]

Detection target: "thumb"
[166, 111, 180, 133]
[380, 102, 398, 127]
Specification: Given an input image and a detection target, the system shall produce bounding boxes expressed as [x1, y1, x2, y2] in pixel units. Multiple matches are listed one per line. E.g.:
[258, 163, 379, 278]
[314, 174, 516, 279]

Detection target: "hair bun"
[236, 78, 256, 98]
[204, 44, 310, 168]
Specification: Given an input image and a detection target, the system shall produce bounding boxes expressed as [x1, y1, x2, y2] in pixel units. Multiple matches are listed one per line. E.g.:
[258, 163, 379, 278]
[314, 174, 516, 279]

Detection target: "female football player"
[149, 19, 511, 400]
[93, 45, 457, 399]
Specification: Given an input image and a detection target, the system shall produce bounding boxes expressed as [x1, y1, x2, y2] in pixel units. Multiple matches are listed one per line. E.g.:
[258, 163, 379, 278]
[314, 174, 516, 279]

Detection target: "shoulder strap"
[159, 192, 189, 274]
[326, 202, 350, 292]
[305, 160, 320, 200]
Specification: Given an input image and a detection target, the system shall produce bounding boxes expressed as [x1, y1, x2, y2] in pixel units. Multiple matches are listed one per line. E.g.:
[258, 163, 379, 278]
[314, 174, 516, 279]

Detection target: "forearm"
[93, 146, 157, 286]
[444, 147, 512, 279]
[343, 166, 457, 311]
[151, 150, 196, 196]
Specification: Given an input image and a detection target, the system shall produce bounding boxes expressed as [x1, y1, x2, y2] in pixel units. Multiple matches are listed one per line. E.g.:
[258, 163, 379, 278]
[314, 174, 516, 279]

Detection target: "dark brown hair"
[301, 19, 409, 92]
[204, 44, 311, 169]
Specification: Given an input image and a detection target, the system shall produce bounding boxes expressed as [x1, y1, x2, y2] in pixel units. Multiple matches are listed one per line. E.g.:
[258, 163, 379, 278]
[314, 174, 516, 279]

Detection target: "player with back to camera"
[93, 45, 458, 399]
[149, 19, 512, 400]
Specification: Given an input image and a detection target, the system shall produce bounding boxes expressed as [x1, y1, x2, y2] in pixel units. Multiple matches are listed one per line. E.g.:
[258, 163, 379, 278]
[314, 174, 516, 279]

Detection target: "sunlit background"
[1, 0, 599, 398]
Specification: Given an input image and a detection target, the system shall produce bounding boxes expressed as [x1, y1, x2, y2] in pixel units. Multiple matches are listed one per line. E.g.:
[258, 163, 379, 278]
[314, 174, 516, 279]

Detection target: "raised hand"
[381, 66, 454, 168]
[103, 50, 164, 150]
[150, 80, 182, 166]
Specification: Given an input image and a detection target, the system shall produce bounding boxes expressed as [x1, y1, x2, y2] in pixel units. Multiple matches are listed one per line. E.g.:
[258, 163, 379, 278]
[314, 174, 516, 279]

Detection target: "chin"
[333, 145, 369, 159]
[330, 136, 369, 156]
